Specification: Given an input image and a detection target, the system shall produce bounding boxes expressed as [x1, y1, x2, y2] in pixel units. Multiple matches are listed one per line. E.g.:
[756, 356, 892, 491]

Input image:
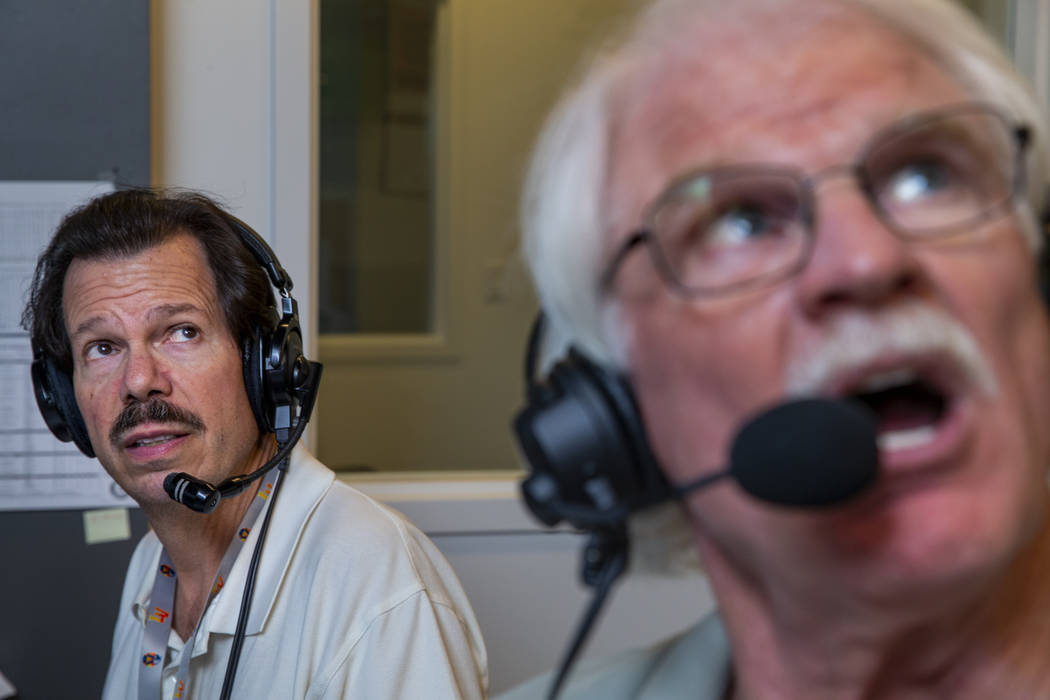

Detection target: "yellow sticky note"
[84, 508, 131, 545]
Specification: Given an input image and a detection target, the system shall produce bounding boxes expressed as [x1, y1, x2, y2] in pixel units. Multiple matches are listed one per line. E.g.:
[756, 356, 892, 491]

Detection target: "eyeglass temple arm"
[599, 230, 650, 292]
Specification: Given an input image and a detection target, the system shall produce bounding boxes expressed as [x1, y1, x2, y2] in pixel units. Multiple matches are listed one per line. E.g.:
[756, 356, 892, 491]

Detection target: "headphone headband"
[226, 215, 294, 294]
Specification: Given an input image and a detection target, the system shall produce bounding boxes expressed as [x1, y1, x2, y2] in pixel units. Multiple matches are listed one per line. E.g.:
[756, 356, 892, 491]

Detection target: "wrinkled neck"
[697, 514, 1050, 700]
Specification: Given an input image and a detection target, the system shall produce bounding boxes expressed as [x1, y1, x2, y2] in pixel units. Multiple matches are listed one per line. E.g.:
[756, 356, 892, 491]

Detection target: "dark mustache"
[109, 399, 205, 447]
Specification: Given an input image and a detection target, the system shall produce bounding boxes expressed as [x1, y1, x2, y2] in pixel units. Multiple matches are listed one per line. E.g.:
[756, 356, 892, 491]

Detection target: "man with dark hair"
[24, 189, 487, 699]
[502, 0, 1050, 698]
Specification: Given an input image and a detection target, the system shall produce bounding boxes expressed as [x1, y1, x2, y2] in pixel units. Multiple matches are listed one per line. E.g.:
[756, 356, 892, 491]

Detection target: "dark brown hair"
[22, 188, 278, 371]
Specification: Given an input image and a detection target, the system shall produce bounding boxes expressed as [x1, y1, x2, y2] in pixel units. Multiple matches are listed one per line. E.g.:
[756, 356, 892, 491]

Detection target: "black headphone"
[30, 214, 315, 459]
[513, 314, 671, 532]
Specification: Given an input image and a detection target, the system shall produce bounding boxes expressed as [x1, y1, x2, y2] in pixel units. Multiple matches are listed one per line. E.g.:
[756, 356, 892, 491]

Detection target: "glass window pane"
[319, 0, 436, 334]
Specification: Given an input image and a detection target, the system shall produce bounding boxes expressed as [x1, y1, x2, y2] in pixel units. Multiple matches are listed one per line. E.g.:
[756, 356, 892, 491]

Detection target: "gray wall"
[0, 510, 150, 697]
[0, 0, 149, 184]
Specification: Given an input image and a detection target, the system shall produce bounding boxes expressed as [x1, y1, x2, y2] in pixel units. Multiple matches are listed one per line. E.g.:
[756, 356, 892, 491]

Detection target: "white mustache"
[786, 303, 997, 397]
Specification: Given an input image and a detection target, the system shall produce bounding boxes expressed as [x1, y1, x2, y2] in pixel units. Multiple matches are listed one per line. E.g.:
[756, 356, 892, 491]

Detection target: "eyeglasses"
[600, 102, 1031, 298]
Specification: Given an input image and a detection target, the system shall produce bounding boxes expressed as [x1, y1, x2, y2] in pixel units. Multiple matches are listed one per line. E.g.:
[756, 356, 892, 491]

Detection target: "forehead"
[606, 2, 975, 231]
[62, 234, 223, 331]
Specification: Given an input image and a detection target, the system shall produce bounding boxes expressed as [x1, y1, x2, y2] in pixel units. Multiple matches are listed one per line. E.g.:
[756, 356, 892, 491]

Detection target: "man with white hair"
[502, 0, 1050, 698]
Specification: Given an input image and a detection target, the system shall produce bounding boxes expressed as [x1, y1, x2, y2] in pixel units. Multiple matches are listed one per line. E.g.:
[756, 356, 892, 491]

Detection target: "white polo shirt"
[102, 445, 488, 699]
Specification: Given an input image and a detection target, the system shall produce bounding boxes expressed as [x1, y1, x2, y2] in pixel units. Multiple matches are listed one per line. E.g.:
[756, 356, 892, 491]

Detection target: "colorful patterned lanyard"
[138, 467, 278, 700]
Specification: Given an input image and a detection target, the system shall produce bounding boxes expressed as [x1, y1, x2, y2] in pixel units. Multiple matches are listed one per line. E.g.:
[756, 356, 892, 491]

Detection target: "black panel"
[0, 0, 150, 185]
[0, 509, 150, 697]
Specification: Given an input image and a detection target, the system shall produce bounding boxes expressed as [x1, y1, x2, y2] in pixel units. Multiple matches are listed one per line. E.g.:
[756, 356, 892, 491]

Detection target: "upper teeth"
[878, 425, 937, 451]
[133, 435, 174, 447]
[857, 368, 917, 394]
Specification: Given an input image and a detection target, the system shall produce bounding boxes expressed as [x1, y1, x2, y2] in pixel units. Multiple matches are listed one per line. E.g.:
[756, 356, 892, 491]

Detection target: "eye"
[885, 159, 952, 204]
[85, 341, 116, 361]
[170, 325, 199, 343]
[708, 204, 774, 244]
[700, 188, 800, 250]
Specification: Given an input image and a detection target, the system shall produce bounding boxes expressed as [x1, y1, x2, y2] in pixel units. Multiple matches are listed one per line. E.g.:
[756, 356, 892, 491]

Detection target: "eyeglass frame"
[599, 101, 1032, 299]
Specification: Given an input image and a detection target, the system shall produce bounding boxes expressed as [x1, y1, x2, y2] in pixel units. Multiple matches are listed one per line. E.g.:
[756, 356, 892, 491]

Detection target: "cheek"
[211, 353, 257, 431]
[623, 297, 794, 480]
[952, 242, 1050, 431]
[1008, 302, 1050, 417]
[73, 378, 107, 437]
[932, 240, 1050, 524]
[999, 302, 1050, 481]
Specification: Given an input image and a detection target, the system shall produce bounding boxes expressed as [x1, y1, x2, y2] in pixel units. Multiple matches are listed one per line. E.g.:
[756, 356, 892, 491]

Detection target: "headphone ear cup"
[265, 316, 307, 411]
[514, 347, 668, 528]
[242, 330, 271, 434]
[569, 352, 668, 503]
[31, 355, 95, 458]
[243, 311, 309, 437]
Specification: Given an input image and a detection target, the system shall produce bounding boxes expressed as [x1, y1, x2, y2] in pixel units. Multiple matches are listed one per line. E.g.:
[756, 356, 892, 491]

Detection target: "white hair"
[522, 0, 1050, 373]
[521, 0, 1050, 575]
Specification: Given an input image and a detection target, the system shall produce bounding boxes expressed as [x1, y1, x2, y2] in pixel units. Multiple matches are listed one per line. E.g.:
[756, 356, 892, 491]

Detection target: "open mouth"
[120, 426, 194, 451]
[127, 434, 185, 448]
[843, 368, 951, 453]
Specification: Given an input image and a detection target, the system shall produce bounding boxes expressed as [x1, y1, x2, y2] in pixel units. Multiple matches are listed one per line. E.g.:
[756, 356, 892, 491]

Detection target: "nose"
[121, 346, 172, 404]
[795, 180, 926, 316]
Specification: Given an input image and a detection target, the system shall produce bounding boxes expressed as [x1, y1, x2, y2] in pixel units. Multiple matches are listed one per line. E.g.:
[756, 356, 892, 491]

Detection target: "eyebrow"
[71, 303, 204, 341]
[147, 303, 202, 322]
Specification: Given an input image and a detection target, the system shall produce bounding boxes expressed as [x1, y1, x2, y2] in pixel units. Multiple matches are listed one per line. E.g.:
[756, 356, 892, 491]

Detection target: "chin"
[119, 471, 180, 511]
[825, 474, 1043, 602]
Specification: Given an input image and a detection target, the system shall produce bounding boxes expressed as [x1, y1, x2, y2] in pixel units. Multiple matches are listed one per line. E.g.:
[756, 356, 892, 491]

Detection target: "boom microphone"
[675, 397, 880, 507]
[164, 472, 222, 513]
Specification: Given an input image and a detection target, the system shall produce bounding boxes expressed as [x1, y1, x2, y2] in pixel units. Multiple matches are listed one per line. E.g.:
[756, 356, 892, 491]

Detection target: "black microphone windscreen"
[729, 398, 879, 507]
[164, 472, 221, 514]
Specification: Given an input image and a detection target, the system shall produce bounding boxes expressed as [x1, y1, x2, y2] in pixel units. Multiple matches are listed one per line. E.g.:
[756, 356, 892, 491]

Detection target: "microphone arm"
[671, 469, 731, 498]
[164, 361, 323, 513]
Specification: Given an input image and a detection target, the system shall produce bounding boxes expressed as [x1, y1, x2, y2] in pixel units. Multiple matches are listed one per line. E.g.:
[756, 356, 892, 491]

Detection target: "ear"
[242, 330, 270, 434]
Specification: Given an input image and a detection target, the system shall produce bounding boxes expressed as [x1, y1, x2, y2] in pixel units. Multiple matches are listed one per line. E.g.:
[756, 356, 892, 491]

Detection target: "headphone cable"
[545, 529, 628, 700]
[218, 453, 289, 700]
